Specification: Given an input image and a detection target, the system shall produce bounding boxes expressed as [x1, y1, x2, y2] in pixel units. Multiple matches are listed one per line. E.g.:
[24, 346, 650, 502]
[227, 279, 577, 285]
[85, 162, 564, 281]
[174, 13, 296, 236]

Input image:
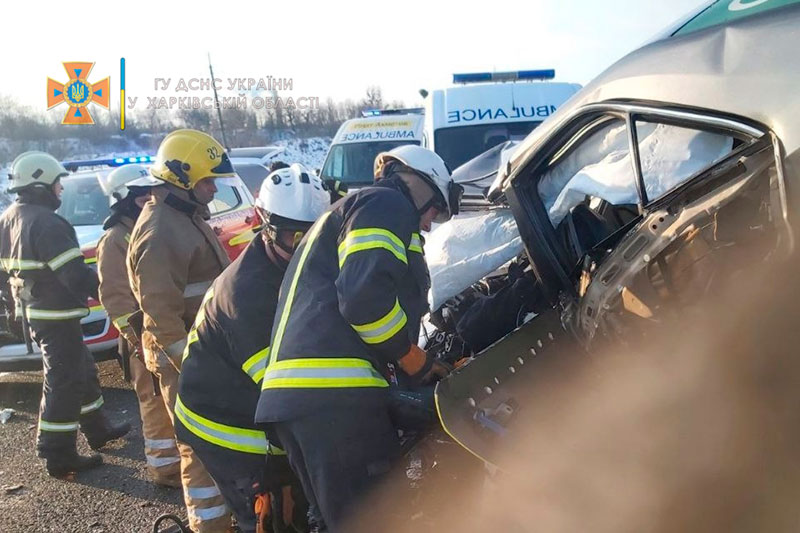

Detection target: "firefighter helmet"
[149, 129, 234, 190]
[7, 151, 69, 193]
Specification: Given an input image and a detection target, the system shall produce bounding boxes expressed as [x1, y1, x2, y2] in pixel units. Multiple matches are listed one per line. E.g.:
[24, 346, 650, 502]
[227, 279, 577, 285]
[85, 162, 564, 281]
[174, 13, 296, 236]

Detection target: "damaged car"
[427, 1, 800, 467]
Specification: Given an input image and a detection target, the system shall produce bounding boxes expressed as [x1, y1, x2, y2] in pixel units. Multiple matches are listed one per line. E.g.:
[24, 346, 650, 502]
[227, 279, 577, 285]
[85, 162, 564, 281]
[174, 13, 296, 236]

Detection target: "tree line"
[0, 87, 403, 164]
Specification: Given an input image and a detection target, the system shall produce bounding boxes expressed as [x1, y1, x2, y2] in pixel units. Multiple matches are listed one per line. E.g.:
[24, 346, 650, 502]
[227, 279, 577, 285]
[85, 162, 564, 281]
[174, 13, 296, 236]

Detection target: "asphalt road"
[0, 360, 185, 533]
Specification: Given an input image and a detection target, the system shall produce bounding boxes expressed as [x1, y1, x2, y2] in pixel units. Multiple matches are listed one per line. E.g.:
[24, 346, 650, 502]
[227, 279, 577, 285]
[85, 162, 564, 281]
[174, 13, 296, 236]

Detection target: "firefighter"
[254, 145, 463, 530]
[95, 164, 181, 487]
[175, 164, 329, 533]
[127, 130, 233, 532]
[0, 151, 130, 477]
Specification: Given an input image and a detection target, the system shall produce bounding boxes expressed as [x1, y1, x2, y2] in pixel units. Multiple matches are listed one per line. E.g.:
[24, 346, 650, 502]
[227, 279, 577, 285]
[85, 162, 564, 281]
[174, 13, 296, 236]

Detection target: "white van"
[423, 70, 581, 170]
[320, 110, 425, 187]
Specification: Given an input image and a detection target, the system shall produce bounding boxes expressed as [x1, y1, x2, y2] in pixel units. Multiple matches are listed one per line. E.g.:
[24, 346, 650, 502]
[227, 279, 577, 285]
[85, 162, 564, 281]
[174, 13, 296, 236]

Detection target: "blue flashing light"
[453, 69, 556, 84]
[114, 158, 125, 164]
[361, 109, 381, 117]
[138, 156, 149, 162]
[127, 157, 137, 163]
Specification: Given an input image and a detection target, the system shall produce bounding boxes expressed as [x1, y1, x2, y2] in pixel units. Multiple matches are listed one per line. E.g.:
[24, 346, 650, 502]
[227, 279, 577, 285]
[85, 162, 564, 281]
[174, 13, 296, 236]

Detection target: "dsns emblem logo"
[47, 62, 110, 125]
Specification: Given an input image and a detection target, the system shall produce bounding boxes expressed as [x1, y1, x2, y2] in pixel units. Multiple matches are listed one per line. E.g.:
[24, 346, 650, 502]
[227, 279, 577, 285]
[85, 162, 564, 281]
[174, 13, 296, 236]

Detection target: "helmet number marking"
[207, 146, 221, 160]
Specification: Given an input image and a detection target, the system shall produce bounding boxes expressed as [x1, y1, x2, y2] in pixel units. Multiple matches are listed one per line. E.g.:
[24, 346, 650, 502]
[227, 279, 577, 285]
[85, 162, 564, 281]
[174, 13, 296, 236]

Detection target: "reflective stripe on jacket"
[176, 234, 284, 456]
[256, 179, 430, 423]
[126, 185, 229, 359]
[0, 193, 97, 319]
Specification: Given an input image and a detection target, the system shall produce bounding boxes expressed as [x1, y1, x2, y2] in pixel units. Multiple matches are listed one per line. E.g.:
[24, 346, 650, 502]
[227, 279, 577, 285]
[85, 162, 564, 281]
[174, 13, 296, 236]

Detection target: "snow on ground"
[272, 137, 331, 171]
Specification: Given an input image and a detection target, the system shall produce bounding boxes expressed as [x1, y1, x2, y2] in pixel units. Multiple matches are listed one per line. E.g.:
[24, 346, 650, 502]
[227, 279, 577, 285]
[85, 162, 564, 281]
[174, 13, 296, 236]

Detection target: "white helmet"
[374, 145, 463, 223]
[98, 164, 161, 204]
[255, 163, 329, 231]
[7, 151, 69, 193]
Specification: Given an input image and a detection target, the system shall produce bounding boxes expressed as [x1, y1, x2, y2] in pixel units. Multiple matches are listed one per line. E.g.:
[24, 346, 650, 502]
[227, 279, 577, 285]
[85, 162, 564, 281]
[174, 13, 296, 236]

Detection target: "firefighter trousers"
[31, 318, 105, 457]
[193, 441, 308, 533]
[271, 402, 401, 532]
[129, 348, 181, 485]
[144, 346, 231, 533]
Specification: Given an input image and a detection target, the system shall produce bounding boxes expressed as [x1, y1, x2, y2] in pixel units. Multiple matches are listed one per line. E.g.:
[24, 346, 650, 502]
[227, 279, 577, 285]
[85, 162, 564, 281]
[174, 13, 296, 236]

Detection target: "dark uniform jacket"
[0, 190, 97, 321]
[175, 234, 284, 456]
[256, 177, 429, 423]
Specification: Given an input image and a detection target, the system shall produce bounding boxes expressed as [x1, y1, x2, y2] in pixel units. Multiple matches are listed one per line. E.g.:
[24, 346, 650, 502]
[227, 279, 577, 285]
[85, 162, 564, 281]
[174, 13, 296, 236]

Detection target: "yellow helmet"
[150, 129, 234, 190]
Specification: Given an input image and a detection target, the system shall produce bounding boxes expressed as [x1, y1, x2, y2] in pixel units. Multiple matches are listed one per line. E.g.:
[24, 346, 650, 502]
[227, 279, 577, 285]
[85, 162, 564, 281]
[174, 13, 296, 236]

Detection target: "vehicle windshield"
[57, 174, 110, 226]
[435, 121, 541, 170]
[321, 140, 421, 185]
[234, 163, 270, 196]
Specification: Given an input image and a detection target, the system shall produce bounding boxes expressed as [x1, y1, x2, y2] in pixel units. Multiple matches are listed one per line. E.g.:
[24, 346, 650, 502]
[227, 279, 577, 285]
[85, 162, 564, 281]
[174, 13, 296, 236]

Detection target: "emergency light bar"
[452, 69, 556, 84]
[62, 155, 155, 171]
[361, 107, 424, 117]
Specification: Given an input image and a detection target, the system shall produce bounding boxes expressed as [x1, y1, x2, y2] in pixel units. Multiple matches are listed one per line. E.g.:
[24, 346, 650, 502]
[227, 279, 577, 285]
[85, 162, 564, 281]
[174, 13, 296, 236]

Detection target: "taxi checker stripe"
[80, 396, 104, 414]
[242, 346, 270, 383]
[409, 233, 423, 253]
[351, 299, 407, 344]
[269, 212, 331, 366]
[337, 228, 407, 268]
[174, 395, 268, 455]
[0, 258, 45, 271]
[39, 420, 79, 432]
[48, 247, 83, 270]
[26, 307, 89, 320]
[261, 358, 389, 389]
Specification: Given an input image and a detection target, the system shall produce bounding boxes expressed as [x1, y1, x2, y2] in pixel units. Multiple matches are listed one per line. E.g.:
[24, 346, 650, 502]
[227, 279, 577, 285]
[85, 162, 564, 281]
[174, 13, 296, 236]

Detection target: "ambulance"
[423, 69, 581, 170]
[320, 109, 425, 187]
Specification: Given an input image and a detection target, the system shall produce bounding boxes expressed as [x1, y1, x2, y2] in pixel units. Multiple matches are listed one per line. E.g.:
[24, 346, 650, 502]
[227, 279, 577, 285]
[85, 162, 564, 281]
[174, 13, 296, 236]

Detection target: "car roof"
[495, 4, 800, 195]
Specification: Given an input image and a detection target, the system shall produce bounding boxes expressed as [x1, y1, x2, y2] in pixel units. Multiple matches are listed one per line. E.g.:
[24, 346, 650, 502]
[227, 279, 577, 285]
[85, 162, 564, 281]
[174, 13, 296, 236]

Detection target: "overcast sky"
[2, 0, 705, 114]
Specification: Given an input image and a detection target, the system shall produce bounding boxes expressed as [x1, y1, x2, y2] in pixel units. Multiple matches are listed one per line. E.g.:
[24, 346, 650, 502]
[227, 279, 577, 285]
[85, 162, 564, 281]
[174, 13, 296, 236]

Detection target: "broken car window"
[635, 121, 734, 202]
[537, 118, 637, 228]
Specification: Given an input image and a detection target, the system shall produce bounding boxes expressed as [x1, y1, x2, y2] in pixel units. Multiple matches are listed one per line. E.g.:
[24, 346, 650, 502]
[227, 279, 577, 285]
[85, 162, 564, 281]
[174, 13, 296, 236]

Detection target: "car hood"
[489, 5, 800, 201]
[75, 225, 105, 251]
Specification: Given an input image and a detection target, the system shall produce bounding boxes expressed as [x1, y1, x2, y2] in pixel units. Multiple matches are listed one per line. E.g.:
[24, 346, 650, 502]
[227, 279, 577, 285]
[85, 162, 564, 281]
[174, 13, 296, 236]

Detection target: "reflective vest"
[255, 179, 430, 423]
[175, 234, 285, 456]
[0, 193, 97, 320]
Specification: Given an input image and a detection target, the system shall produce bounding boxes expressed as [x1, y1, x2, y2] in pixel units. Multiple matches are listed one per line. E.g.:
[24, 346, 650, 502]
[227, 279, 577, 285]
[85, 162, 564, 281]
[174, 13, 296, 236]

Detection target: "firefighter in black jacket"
[255, 146, 463, 531]
[0, 152, 129, 477]
[176, 164, 330, 533]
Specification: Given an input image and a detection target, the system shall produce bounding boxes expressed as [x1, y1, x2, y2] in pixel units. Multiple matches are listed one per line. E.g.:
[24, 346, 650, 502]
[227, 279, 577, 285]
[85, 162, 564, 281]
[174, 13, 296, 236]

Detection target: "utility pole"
[208, 53, 230, 151]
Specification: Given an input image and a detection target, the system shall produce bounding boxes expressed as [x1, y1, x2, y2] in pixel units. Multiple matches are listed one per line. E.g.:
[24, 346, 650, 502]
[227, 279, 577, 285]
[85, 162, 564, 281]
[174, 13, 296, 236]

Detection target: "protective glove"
[397, 345, 452, 385]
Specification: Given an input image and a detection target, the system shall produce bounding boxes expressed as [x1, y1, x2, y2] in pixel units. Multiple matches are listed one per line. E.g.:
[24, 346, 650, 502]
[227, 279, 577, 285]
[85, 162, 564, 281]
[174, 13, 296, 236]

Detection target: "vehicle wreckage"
[412, 3, 800, 474]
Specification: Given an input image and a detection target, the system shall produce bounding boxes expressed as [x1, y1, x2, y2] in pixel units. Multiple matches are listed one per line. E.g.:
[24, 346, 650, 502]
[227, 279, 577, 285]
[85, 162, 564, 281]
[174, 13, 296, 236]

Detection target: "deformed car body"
[433, 1, 800, 467]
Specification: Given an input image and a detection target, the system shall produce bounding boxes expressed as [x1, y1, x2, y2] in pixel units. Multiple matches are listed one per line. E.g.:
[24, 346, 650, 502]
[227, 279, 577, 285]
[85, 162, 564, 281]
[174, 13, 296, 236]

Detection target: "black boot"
[82, 410, 131, 450]
[44, 449, 103, 478]
[85, 419, 131, 450]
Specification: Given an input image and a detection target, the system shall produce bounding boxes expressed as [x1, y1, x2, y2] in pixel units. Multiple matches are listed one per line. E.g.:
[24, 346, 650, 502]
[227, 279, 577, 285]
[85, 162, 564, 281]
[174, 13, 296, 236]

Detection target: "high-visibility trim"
[124, 233, 131, 244]
[175, 395, 268, 455]
[112, 311, 135, 330]
[242, 346, 270, 384]
[190, 504, 228, 522]
[89, 304, 104, 313]
[185, 485, 221, 500]
[351, 299, 407, 345]
[338, 228, 407, 268]
[409, 233, 423, 254]
[47, 247, 83, 270]
[39, 420, 79, 432]
[84, 256, 97, 265]
[146, 455, 181, 467]
[228, 228, 256, 248]
[184, 280, 214, 299]
[80, 396, 104, 414]
[262, 358, 389, 390]
[145, 438, 177, 450]
[0, 258, 45, 271]
[26, 307, 89, 320]
[270, 212, 330, 366]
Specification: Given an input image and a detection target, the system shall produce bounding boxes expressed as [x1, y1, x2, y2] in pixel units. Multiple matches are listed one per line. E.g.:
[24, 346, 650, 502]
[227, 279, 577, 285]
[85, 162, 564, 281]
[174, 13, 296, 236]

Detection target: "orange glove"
[397, 345, 428, 376]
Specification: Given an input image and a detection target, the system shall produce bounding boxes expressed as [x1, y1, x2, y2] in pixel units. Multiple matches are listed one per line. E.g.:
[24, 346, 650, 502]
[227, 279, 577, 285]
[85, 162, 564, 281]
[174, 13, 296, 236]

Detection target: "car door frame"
[504, 99, 790, 308]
